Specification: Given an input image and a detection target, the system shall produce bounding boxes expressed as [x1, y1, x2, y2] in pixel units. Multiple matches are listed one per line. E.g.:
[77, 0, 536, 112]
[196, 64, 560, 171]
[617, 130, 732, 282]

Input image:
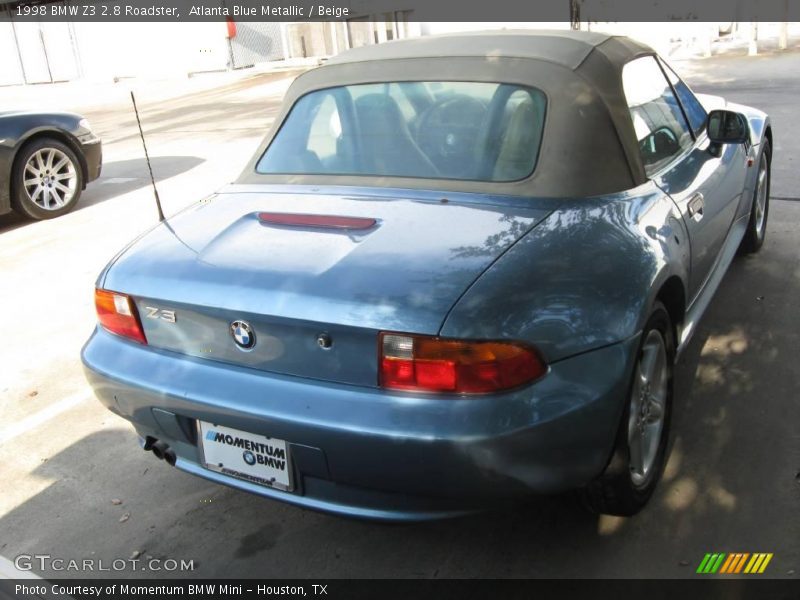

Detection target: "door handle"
[687, 193, 705, 220]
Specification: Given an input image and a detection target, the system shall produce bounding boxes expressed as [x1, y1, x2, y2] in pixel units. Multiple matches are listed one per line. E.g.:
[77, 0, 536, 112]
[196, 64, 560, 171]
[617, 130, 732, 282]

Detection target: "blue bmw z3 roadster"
[83, 30, 772, 519]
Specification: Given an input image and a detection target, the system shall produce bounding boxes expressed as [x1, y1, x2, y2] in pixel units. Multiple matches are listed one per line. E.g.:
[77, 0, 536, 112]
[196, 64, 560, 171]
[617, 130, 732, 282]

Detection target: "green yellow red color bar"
[697, 553, 773, 574]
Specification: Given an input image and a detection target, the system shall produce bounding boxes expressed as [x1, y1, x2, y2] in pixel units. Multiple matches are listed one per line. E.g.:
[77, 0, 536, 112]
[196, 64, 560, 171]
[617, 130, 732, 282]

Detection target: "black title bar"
[3, 579, 800, 600]
[3, 0, 800, 22]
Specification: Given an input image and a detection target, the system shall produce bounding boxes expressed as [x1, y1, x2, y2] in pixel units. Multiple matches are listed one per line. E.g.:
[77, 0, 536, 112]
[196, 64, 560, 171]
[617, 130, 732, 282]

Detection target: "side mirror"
[707, 109, 749, 144]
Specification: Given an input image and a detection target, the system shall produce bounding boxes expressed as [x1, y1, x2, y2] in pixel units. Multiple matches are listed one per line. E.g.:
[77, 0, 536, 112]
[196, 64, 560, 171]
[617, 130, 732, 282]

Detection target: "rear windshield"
[256, 81, 547, 182]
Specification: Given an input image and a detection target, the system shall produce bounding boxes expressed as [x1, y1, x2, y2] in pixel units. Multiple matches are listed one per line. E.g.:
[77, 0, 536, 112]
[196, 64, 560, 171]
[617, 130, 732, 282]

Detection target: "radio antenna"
[130, 91, 165, 222]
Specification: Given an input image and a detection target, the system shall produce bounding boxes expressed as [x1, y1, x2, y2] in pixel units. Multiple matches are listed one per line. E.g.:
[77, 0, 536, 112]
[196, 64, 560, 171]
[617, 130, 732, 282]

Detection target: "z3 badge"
[144, 306, 177, 323]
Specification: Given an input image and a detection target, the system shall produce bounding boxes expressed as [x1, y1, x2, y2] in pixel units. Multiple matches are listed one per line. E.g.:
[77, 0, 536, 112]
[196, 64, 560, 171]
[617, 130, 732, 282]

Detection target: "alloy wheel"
[754, 152, 769, 237]
[23, 147, 78, 210]
[627, 328, 668, 487]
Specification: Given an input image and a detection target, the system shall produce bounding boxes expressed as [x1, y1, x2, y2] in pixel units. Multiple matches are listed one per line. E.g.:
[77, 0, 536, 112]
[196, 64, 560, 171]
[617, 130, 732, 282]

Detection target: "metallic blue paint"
[100, 187, 553, 387]
[442, 182, 688, 362]
[82, 325, 639, 519]
[101, 187, 551, 335]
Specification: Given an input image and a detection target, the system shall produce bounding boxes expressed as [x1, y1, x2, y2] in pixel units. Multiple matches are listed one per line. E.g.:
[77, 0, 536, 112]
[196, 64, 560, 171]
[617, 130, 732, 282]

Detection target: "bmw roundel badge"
[230, 320, 256, 350]
[242, 450, 256, 466]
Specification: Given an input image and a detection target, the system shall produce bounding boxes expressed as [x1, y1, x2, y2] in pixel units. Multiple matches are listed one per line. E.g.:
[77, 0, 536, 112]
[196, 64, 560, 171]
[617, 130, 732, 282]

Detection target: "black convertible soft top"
[238, 30, 657, 198]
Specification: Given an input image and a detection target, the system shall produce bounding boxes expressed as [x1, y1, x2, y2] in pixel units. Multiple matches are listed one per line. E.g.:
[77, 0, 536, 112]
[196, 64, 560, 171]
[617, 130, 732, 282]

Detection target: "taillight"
[94, 289, 147, 344]
[379, 333, 546, 394]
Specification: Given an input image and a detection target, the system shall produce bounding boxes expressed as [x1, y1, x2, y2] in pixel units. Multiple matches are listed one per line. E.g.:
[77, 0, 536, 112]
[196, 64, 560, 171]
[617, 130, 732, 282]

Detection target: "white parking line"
[100, 177, 137, 184]
[0, 391, 91, 447]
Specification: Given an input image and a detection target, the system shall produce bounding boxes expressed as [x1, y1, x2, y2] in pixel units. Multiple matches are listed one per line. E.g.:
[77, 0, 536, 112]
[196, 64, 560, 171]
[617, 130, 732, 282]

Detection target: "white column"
[748, 22, 758, 56]
[342, 21, 353, 50]
[779, 22, 788, 50]
[329, 21, 338, 55]
[280, 22, 291, 60]
[703, 23, 714, 57]
[376, 18, 387, 43]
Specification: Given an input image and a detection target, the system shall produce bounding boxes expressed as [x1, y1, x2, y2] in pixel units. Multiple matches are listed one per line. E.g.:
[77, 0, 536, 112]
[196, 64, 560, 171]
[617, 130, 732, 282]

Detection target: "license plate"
[198, 421, 293, 491]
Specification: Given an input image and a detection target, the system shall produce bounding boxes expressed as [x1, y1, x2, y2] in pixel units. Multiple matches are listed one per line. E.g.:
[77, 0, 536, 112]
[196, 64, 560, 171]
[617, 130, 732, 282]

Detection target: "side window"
[622, 56, 693, 176]
[659, 57, 708, 137]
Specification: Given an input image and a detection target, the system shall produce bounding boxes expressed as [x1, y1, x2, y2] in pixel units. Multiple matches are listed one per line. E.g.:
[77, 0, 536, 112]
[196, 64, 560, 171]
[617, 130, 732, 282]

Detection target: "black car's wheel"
[739, 140, 771, 254]
[11, 137, 84, 220]
[581, 301, 674, 516]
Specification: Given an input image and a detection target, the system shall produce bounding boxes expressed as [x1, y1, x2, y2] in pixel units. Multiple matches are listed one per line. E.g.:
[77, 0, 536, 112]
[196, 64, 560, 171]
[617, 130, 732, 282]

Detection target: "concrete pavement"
[0, 50, 798, 580]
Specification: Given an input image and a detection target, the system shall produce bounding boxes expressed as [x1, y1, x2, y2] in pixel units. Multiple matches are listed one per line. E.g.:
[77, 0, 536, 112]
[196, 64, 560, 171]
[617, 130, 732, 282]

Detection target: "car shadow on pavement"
[0, 211, 28, 235]
[78, 156, 206, 210]
[0, 156, 204, 235]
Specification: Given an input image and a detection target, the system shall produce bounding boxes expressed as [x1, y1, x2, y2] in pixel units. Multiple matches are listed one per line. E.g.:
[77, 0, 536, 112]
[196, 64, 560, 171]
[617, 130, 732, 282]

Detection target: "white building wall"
[0, 23, 25, 86]
[71, 22, 230, 81]
[3, 20, 799, 87]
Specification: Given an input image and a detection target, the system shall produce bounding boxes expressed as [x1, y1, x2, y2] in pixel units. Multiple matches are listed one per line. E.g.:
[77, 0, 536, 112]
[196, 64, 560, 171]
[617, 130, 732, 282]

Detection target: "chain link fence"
[228, 21, 285, 69]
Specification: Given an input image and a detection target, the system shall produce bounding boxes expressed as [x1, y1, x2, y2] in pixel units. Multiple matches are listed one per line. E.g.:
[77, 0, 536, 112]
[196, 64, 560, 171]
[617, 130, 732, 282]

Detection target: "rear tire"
[11, 137, 83, 220]
[580, 302, 674, 516]
[739, 140, 770, 254]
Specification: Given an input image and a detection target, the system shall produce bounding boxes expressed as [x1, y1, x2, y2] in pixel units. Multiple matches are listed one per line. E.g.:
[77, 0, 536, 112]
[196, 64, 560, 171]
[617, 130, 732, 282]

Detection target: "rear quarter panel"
[440, 182, 690, 364]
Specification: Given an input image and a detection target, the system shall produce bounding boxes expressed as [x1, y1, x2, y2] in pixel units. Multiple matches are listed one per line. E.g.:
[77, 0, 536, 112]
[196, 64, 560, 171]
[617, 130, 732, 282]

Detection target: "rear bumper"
[82, 327, 639, 520]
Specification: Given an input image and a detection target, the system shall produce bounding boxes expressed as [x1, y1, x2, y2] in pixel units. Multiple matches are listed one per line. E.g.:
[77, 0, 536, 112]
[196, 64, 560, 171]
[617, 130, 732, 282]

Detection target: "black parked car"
[0, 111, 102, 220]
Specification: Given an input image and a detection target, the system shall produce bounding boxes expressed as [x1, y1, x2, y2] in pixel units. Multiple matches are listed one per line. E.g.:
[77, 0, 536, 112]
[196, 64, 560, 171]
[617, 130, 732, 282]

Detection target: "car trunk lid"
[103, 186, 552, 387]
